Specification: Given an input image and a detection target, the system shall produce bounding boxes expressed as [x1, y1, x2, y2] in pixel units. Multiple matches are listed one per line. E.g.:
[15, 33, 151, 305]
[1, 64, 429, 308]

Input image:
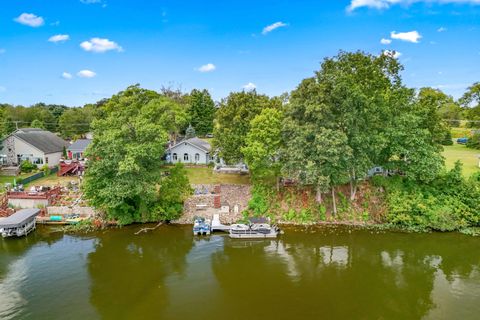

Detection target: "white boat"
[193, 217, 211, 235]
[229, 218, 279, 239]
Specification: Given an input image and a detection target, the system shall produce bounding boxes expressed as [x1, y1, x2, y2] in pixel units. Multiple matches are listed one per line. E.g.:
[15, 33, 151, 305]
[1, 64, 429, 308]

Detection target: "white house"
[0, 128, 69, 168]
[166, 137, 213, 165]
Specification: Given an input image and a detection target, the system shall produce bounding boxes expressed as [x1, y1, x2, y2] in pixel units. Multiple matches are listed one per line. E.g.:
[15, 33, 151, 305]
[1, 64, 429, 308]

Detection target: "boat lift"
[0, 208, 41, 238]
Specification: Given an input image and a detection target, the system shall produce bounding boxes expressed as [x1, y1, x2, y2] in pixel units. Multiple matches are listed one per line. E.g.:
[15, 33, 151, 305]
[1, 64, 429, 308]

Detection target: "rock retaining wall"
[46, 206, 96, 217]
[177, 184, 251, 224]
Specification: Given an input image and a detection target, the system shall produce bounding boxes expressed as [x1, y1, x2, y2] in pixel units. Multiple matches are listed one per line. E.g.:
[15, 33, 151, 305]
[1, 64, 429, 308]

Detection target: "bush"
[248, 185, 272, 217]
[381, 162, 480, 232]
[466, 132, 480, 149]
[40, 164, 50, 176]
[20, 160, 37, 173]
[440, 130, 454, 146]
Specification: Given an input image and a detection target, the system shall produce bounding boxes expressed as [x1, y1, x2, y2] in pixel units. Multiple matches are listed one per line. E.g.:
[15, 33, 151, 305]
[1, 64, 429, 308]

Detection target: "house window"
[184, 153, 189, 161]
[172, 153, 177, 161]
[32, 158, 43, 165]
[45, 157, 49, 164]
[195, 153, 200, 162]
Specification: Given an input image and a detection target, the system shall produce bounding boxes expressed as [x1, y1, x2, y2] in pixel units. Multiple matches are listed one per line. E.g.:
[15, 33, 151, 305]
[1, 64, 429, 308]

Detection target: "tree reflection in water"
[87, 225, 193, 319]
[211, 226, 480, 319]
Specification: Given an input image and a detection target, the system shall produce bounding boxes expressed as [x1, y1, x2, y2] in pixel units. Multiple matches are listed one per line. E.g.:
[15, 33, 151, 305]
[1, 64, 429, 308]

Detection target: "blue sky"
[0, 0, 479, 106]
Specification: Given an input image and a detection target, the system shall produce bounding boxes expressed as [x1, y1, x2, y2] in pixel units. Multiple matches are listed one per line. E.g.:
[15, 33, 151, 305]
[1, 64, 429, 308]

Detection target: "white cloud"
[262, 22, 288, 35]
[380, 38, 392, 44]
[77, 70, 96, 78]
[348, 0, 480, 12]
[437, 27, 447, 32]
[62, 72, 73, 79]
[383, 50, 402, 59]
[80, 38, 123, 53]
[80, 0, 102, 3]
[14, 13, 44, 27]
[390, 30, 422, 43]
[197, 63, 216, 73]
[243, 82, 257, 91]
[48, 34, 70, 43]
[50, 21, 60, 26]
[0, 86, 6, 93]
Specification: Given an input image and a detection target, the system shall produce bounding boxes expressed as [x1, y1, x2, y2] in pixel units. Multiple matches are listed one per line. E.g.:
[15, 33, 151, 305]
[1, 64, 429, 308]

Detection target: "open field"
[442, 144, 479, 177]
[185, 167, 250, 185]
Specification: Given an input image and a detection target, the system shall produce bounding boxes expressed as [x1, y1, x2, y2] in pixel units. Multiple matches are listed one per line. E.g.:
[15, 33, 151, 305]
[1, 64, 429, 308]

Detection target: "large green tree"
[284, 51, 444, 203]
[83, 85, 188, 224]
[188, 89, 216, 136]
[460, 82, 480, 127]
[214, 90, 281, 164]
[242, 108, 284, 188]
[416, 87, 457, 143]
[58, 107, 93, 139]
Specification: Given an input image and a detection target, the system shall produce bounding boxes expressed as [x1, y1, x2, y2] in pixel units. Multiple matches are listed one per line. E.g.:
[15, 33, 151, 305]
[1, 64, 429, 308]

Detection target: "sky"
[0, 0, 479, 106]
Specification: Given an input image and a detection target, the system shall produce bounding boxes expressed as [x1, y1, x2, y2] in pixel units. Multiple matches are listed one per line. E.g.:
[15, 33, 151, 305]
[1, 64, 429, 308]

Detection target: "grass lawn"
[24, 173, 80, 187]
[0, 173, 35, 185]
[185, 167, 250, 185]
[442, 144, 480, 177]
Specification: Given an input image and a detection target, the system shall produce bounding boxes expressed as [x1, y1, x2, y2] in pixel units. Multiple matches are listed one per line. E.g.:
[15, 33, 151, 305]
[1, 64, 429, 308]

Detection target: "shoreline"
[57, 218, 478, 236]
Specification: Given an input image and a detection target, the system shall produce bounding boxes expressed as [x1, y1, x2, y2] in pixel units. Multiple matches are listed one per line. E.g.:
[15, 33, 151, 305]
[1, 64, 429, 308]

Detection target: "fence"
[19, 167, 59, 185]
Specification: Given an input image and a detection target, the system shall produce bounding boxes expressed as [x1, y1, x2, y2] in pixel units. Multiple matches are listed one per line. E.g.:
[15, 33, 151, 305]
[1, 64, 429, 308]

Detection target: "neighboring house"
[67, 139, 92, 160]
[0, 128, 69, 168]
[166, 137, 213, 164]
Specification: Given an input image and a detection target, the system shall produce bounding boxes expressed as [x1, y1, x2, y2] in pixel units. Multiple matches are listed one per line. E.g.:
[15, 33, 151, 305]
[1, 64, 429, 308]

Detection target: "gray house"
[0, 128, 69, 168]
[166, 137, 213, 165]
[67, 139, 92, 160]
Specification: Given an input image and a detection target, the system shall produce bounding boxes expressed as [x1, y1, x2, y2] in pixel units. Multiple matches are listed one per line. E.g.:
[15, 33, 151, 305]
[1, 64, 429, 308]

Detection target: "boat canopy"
[248, 217, 269, 224]
[0, 209, 40, 228]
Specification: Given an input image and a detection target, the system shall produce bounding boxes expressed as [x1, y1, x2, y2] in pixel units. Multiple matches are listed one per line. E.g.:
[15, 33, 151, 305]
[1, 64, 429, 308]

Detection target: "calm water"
[0, 225, 479, 320]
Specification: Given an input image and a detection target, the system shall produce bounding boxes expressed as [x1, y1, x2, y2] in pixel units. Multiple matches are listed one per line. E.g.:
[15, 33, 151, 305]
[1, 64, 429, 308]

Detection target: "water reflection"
[87, 225, 193, 319]
[1, 225, 479, 319]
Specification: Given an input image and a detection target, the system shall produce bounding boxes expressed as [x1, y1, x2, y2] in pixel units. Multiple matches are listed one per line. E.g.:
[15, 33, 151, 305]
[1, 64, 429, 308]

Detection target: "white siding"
[167, 142, 210, 165]
[0, 138, 63, 168]
[44, 152, 63, 167]
[13, 138, 45, 167]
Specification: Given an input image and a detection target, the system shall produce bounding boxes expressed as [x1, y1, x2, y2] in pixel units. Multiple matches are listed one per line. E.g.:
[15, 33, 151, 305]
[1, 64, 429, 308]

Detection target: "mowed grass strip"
[442, 144, 480, 177]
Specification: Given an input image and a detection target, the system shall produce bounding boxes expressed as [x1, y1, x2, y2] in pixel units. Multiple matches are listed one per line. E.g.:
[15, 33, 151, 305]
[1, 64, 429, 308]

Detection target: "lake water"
[1, 225, 479, 319]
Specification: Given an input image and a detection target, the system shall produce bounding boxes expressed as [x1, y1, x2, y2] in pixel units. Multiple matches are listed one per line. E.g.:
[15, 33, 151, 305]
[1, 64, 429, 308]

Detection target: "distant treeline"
[0, 86, 217, 141]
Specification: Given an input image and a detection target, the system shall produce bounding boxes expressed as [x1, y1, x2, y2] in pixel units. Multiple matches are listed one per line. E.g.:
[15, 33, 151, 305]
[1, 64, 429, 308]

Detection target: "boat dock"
[193, 214, 280, 239]
[211, 214, 231, 232]
[0, 208, 41, 238]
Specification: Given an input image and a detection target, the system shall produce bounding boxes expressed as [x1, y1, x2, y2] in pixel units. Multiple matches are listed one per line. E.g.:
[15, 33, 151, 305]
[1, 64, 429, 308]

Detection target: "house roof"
[0, 208, 40, 228]
[12, 128, 69, 154]
[68, 139, 92, 152]
[168, 137, 211, 153]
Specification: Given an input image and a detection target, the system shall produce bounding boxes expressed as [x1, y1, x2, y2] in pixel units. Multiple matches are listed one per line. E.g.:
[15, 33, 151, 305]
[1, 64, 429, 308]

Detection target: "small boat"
[229, 217, 279, 239]
[0, 208, 40, 238]
[193, 217, 211, 235]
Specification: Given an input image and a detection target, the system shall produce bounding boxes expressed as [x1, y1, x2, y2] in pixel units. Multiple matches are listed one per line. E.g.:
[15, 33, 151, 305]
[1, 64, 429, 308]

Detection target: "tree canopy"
[214, 90, 281, 164]
[83, 85, 189, 224]
[187, 89, 216, 136]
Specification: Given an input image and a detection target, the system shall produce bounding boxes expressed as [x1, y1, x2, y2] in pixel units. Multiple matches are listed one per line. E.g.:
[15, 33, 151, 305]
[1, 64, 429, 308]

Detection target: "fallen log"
[134, 222, 163, 235]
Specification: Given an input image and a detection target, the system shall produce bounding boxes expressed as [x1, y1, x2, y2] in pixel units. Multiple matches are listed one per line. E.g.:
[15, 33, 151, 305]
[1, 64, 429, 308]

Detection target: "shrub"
[248, 185, 271, 216]
[466, 132, 480, 149]
[20, 160, 37, 173]
[40, 164, 50, 176]
[382, 163, 480, 232]
[440, 130, 454, 146]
